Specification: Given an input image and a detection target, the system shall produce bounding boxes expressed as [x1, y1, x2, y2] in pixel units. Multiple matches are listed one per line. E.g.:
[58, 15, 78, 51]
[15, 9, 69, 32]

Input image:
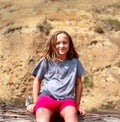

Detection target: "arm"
[75, 76, 86, 115]
[33, 77, 42, 103]
[75, 76, 83, 107]
[27, 77, 42, 113]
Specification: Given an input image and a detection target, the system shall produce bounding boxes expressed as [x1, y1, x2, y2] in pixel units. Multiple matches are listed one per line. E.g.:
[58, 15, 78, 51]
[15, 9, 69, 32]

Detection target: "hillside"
[0, 0, 120, 113]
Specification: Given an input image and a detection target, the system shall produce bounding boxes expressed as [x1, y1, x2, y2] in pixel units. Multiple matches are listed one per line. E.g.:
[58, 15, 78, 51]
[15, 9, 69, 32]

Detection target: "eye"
[63, 41, 68, 44]
[56, 42, 60, 45]
[56, 40, 69, 45]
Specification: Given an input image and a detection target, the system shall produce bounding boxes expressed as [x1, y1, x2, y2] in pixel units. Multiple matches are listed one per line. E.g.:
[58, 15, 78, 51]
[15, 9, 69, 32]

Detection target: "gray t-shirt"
[32, 58, 85, 100]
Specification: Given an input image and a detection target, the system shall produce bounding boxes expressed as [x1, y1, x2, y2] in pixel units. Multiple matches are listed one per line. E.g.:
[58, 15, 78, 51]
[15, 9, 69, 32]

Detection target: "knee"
[36, 108, 52, 122]
[66, 108, 77, 118]
[36, 108, 44, 117]
[61, 106, 77, 119]
[36, 108, 52, 116]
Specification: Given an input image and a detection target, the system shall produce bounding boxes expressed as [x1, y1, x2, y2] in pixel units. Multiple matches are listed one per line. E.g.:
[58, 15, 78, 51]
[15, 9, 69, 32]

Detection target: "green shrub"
[83, 75, 94, 88]
[37, 18, 53, 35]
[115, 60, 120, 67]
[104, 18, 120, 31]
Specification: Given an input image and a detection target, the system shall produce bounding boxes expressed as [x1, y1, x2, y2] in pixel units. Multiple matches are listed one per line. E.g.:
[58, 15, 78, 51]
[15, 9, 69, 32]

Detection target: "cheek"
[56, 45, 59, 49]
[66, 44, 69, 50]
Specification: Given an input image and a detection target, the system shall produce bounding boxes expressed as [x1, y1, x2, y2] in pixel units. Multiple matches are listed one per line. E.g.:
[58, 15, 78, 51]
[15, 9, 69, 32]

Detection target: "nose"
[59, 42, 64, 47]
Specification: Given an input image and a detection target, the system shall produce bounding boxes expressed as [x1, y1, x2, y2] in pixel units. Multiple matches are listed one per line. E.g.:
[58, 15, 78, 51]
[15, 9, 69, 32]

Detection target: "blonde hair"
[41, 30, 79, 60]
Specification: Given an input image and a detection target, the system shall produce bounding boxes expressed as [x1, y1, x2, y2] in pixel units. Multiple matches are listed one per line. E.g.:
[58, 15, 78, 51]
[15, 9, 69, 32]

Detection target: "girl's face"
[56, 33, 69, 60]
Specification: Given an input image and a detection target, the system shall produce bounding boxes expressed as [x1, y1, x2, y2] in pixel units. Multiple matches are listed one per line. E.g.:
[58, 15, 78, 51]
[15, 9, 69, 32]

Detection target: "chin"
[59, 53, 66, 56]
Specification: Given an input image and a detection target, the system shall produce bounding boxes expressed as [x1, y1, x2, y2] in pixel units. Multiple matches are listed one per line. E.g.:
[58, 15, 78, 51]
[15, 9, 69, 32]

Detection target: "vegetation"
[104, 18, 120, 31]
[115, 60, 120, 67]
[37, 18, 53, 35]
[94, 18, 120, 34]
[83, 75, 94, 88]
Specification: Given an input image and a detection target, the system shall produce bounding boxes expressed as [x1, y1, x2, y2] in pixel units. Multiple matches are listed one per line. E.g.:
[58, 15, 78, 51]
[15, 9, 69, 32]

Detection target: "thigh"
[60, 106, 77, 117]
[59, 99, 78, 113]
[36, 107, 52, 122]
[34, 95, 59, 114]
[59, 99, 78, 120]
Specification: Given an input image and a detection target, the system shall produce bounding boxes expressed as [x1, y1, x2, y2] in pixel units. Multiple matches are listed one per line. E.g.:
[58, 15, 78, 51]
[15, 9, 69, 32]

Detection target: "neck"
[58, 55, 66, 62]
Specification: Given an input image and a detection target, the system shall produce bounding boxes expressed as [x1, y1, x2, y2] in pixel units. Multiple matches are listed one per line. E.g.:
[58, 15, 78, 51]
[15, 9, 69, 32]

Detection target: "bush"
[83, 75, 94, 88]
[37, 18, 53, 35]
[115, 60, 120, 67]
[104, 18, 120, 31]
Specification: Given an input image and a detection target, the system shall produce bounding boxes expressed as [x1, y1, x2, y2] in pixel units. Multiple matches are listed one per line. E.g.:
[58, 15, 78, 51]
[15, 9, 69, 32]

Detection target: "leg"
[36, 108, 52, 122]
[60, 106, 78, 122]
[34, 96, 59, 122]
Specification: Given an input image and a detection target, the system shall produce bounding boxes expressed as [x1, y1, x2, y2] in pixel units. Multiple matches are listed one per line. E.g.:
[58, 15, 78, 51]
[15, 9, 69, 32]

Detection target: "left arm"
[75, 76, 86, 115]
[75, 76, 83, 107]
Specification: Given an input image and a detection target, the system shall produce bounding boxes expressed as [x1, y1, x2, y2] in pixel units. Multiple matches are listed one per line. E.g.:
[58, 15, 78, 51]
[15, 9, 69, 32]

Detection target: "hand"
[78, 108, 86, 116]
[26, 103, 35, 114]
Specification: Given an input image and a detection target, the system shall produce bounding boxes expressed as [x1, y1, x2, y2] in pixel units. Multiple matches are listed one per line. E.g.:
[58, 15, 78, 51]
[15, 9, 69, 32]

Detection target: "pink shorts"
[34, 95, 77, 114]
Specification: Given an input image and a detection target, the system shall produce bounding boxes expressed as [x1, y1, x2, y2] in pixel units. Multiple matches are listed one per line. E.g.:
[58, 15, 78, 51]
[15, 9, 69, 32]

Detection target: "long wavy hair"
[41, 30, 79, 60]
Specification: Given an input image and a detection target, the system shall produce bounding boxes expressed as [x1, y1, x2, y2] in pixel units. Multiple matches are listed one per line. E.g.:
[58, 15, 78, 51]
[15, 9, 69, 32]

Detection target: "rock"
[0, 102, 120, 122]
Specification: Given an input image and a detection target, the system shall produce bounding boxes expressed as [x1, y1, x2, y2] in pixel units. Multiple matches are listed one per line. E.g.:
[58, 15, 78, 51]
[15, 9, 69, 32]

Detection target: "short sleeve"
[32, 58, 47, 79]
[76, 59, 85, 77]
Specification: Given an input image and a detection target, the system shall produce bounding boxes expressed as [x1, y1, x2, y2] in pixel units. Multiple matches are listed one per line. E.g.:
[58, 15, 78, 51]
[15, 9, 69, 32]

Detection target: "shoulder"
[69, 58, 79, 63]
[34, 58, 48, 68]
[38, 58, 56, 67]
[72, 58, 82, 64]
[70, 58, 84, 69]
[65, 58, 79, 67]
[38, 58, 48, 64]
[39, 58, 46, 62]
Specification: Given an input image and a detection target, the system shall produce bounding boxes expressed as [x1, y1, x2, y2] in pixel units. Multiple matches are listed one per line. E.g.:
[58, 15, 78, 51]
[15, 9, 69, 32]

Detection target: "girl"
[27, 30, 86, 122]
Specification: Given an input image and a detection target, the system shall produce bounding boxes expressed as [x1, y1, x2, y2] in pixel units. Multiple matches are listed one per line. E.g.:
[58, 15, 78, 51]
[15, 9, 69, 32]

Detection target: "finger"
[26, 105, 33, 113]
[79, 109, 86, 116]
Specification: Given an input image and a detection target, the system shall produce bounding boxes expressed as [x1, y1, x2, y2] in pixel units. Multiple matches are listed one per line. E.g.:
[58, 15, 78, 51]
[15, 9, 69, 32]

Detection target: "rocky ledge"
[0, 102, 120, 122]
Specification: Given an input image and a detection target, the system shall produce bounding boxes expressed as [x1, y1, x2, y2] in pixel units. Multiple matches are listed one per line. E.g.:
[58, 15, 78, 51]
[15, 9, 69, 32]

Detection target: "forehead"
[57, 33, 69, 40]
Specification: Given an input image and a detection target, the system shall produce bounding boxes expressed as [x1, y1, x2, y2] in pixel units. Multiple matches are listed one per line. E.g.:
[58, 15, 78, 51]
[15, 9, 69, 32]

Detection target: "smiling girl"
[27, 30, 86, 122]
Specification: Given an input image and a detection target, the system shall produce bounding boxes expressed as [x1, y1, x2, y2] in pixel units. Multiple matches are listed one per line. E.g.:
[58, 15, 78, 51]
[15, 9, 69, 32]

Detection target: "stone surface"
[0, 102, 120, 122]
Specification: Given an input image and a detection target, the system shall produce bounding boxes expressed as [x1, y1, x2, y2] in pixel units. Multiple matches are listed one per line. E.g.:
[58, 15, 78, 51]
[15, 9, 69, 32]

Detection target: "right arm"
[27, 77, 42, 113]
[33, 77, 42, 103]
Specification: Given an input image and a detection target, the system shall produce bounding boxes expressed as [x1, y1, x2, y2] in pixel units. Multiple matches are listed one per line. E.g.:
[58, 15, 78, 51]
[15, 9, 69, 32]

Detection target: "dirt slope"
[0, 0, 120, 112]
